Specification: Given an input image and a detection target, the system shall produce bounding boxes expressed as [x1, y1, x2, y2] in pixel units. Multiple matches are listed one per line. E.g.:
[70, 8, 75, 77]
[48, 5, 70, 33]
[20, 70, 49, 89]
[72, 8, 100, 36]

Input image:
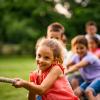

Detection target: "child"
[46, 22, 68, 69]
[65, 35, 100, 100]
[66, 47, 84, 91]
[47, 22, 65, 41]
[88, 36, 100, 59]
[13, 38, 78, 100]
[85, 21, 100, 40]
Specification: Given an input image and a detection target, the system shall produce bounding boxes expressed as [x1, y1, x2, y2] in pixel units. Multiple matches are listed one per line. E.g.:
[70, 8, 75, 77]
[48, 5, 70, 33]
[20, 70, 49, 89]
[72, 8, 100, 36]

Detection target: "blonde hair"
[36, 38, 64, 64]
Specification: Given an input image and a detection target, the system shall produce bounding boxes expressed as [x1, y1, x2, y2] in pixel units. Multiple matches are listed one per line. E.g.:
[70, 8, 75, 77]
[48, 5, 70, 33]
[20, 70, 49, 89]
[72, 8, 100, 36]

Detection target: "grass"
[0, 55, 36, 100]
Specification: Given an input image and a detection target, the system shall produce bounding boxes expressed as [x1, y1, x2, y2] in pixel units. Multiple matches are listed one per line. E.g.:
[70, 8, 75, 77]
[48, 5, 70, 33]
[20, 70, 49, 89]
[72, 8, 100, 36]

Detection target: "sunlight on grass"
[0, 56, 37, 100]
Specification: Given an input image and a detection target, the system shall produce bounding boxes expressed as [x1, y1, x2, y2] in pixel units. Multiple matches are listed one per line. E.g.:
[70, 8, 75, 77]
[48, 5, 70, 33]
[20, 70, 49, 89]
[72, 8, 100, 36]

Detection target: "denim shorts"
[68, 73, 84, 85]
[36, 95, 42, 100]
[80, 79, 100, 96]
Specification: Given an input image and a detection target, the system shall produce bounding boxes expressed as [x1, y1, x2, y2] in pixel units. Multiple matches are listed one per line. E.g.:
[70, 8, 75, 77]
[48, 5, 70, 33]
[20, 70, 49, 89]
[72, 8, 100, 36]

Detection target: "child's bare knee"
[85, 89, 93, 96]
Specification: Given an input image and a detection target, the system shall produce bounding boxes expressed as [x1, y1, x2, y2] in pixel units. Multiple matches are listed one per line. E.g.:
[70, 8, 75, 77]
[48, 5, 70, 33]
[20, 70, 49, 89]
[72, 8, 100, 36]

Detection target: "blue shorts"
[68, 73, 84, 85]
[36, 95, 42, 100]
[80, 79, 100, 96]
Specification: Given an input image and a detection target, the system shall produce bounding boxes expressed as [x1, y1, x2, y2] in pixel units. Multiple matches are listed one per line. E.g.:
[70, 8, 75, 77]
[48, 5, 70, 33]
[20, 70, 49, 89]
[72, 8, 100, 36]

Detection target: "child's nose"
[39, 58, 44, 63]
[77, 49, 81, 54]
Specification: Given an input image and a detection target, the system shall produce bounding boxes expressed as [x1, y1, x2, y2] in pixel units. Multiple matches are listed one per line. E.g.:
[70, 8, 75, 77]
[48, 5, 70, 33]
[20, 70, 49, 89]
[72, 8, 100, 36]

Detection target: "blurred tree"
[0, 0, 99, 46]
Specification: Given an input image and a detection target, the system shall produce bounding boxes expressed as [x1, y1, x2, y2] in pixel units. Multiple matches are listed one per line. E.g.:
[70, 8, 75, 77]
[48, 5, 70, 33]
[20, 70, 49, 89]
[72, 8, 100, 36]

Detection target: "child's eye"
[38, 54, 41, 58]
[80, 47, 84, 49]
[55, 37, 59, 40]
[44, 56, 50, 60]
[50, 37, 53, 39]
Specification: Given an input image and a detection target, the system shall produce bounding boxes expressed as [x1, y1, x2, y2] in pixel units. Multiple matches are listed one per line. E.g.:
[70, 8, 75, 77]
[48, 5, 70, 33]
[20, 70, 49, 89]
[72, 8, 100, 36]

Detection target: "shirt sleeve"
[29, 70, 38, 83]
[82, 53, 95, 64]
[71, 54, 78, 63]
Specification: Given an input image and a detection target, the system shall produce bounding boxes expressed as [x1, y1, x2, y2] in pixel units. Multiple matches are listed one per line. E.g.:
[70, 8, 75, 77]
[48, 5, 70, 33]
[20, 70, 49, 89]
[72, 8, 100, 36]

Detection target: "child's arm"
[13, 66, 62, 95]
[64, 60, 75, 74]
[66, 60, 89, 74]
[66, 60, 75, 69]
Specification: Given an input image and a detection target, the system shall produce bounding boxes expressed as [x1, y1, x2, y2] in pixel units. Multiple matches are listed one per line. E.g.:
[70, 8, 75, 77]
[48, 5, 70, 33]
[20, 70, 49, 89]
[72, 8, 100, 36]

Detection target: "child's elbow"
[38, 87, 47, 95]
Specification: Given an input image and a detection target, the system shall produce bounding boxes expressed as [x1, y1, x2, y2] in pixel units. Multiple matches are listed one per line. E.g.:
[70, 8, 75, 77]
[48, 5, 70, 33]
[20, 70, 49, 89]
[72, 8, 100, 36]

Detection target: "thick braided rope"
[0, 77, 15, 83]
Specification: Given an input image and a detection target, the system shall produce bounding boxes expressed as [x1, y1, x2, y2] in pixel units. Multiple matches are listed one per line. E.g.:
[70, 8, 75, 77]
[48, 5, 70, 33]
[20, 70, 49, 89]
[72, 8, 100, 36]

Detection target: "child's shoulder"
[82, 52, 100, 63]
[29, 69, 39, 82]
[30, 69, 39, 76]
[86, 52, 97, 58]
[51, 63, 64, 74]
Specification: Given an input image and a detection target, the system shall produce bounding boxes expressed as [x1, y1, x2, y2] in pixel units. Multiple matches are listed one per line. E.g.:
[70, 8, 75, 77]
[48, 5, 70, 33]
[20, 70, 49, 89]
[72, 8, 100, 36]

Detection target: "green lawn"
[0, 56, 36, 100]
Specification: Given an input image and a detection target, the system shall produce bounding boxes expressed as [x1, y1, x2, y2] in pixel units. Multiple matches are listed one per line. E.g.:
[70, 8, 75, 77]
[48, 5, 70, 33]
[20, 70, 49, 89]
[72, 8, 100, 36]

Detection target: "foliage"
[0, 0, 100, 54]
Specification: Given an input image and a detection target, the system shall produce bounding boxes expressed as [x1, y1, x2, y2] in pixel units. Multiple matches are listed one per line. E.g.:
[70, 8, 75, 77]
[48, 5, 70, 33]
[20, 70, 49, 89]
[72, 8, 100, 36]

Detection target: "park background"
[0, 0, 100, 100]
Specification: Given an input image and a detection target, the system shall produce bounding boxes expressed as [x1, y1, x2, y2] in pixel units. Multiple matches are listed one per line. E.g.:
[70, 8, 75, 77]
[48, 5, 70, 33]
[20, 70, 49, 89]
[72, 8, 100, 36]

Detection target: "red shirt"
[30, 64, 78, 100]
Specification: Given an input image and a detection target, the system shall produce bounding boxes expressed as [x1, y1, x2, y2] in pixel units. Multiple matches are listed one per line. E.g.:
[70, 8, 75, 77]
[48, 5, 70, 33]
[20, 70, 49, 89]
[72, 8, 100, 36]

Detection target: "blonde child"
[65, 35, 100, 100]
[13, 38, 78, 100]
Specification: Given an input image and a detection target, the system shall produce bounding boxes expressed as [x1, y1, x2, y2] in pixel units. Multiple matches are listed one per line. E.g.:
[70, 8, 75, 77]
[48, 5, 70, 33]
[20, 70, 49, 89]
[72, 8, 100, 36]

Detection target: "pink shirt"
[90, 48, 100, 59]
[95, 48, 100, 59]
[30, 64, 78, 100]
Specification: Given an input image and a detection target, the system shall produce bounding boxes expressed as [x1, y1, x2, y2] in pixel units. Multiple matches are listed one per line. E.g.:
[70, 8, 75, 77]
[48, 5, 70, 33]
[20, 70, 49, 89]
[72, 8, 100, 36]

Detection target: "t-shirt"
[85, 34, 100, 40]
[62, 47, 68, 68]
[71, 52, 100, 82]
[30, 64, 78, 100]
[66, 51, 81, 76]
[95, 48, 100, 59]
[66, 51, 74, 63]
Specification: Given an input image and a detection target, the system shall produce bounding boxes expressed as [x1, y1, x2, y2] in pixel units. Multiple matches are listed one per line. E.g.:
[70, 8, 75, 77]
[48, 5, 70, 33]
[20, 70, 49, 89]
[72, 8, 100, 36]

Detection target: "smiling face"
[36, 45, 54, 71]
[74, 43, 87, 58]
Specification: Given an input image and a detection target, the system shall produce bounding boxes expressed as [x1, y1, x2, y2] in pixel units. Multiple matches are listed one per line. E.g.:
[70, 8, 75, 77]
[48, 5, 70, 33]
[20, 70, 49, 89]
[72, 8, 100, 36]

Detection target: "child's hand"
[65, 68, 73, 75]
[65, 71, 68, 75]
[12, 78, 26, 88]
